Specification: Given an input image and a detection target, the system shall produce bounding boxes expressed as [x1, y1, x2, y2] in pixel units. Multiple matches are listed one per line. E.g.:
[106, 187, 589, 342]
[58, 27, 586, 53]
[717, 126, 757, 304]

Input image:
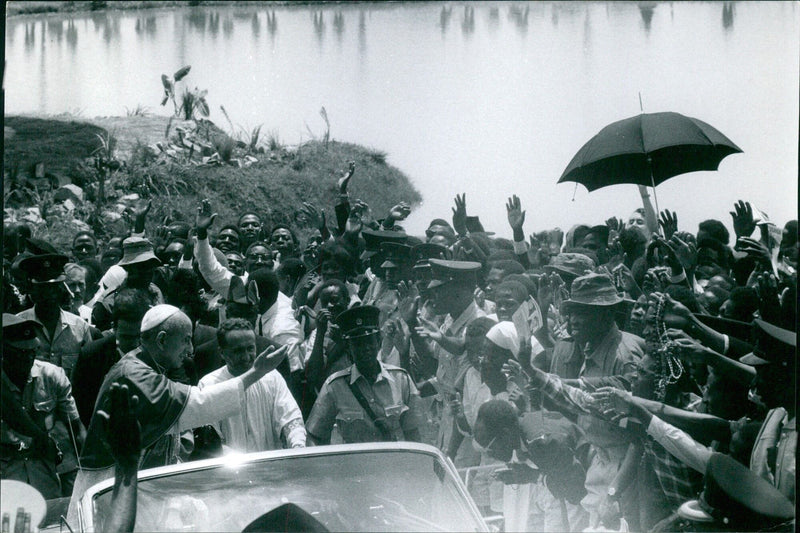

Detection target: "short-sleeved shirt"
[1, 360, 80, 448]
[306, 362, 423, 444]
[17, 308, 93, 378]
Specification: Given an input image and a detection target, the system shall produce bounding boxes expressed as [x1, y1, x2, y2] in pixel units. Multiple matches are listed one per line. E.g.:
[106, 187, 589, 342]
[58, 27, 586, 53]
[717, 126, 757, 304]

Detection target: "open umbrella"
[558, 111, 742, 213]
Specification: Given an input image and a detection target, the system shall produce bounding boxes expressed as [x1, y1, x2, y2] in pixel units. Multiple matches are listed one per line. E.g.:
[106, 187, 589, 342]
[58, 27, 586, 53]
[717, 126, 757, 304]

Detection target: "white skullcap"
[140, 304, 181, 333]
[485, 321, 520, 357]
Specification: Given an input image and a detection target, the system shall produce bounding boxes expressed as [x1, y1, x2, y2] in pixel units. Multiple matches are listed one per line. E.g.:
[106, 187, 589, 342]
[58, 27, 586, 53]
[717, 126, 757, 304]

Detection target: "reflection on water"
[4, 2, 798, 235]
[722, 2, 735, 31]
[639, 3, 656, 33]
[461, 6, 475, 36]
[439, 5, 452, 35]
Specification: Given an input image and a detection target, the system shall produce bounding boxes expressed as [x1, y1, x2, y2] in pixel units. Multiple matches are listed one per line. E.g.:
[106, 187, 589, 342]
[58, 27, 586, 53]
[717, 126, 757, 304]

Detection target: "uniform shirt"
[199, 367, 305, 452]
[257, 292, 305, 372]
[17, 308, 93, 378]
[434, 301, 486, 402]
[1, 360, 80, 448]
[306, 362, 423, 444]
[549, 324, 644, 392]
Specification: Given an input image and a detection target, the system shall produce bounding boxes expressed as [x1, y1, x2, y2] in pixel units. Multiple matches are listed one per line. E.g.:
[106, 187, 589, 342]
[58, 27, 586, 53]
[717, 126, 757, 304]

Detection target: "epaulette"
[327, 367, 353, 383]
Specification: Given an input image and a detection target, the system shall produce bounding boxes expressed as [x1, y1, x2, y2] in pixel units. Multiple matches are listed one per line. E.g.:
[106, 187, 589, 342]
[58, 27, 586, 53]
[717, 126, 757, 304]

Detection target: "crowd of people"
[1, 161, 796, 532]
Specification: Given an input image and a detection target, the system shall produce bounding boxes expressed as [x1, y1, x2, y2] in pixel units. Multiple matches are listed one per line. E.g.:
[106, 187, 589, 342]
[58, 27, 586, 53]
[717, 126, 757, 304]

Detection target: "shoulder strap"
[346, 380, 395, 442]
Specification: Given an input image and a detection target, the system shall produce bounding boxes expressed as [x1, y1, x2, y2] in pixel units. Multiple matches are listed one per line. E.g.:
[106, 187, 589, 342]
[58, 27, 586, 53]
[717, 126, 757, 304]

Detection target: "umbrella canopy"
[558, 112, 742, 192]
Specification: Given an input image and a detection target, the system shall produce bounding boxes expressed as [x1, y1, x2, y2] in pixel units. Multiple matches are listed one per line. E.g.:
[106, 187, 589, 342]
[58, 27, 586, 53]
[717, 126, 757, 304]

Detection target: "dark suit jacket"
[72, 335, 120, 427]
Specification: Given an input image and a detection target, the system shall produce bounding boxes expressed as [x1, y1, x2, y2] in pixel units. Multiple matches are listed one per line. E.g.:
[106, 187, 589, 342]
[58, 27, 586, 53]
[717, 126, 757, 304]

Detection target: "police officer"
[306, 306, 424, 445]
[661, 453, 794, 532]
[1, 314, 86, 500]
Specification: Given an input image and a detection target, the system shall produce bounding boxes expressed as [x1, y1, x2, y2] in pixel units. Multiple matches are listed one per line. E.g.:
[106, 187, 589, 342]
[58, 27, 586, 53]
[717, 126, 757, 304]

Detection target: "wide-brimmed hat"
[739, 319, 795, 367]
[117, 237, 161, 267]
[18, 253, 69, 284]
[677, 452, 794, 529]
[543, 253, 596, 279]
[561, 272, 624, 311]
[2, 314, 40, 350]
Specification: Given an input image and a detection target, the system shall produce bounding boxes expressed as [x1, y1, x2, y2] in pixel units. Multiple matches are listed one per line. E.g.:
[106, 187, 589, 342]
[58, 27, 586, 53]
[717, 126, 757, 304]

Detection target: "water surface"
[5, 2, 798, 235]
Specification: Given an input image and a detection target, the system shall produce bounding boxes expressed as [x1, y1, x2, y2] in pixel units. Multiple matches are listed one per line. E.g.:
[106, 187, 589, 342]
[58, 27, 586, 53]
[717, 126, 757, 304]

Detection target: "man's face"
[72, 235, 97, 261]
[464, 331, 486, 369]
[30, 282, 63, 306]
[484, 268, 504, 302]
[632, 353, 658, 399]
[226, 253, 245, 276]
[567, 306, 609, 344]
[320, 286, 348, 318]
[578, 233, 605, 254]
[124, 262, 156, 288]
[217, 229, 240, 253]
[221, 328, 257, 377]
[1, 343, 37, 384]
[430, 283, 471, 316]
[321, 260, 345, 282]
[65, 270, 86, 308]
[270, 229, 295, 256]
[628, 295, 648, 336]
[162, 242, 184, 269]
[426, 225, 456, 246]
[495, 287, 524, 322]
[346, 332, 380, 374]
[157, 318, 193, 370]
[473, 419, 514, 463]
[628, 211, 649, 239]
[753, 362, 793, 410]
[239, 215, 262, 241]
[115, 319, 141, 354]
[383, 265, 401, 286]
[245, 245, 273, 272]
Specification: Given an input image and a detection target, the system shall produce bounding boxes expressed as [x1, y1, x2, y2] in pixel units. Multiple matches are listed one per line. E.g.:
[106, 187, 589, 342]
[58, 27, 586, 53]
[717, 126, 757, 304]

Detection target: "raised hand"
[649, 291, 692, 330]
[253, 344, 289, 374]
[738, 237, 772, 267]
[338, 160, 356, 194]
[316, 308, 332, 332]
[388, 202, 412, 222]
[195, 199, 217, 239]
[452, 193, 467, 236]
[506, 195, 526, 231]
[536, 271, 565, 311]
[300, 202, 326, 232]
[612, 263, 640, 297]
[605, 217, 625, 234]
[666, 234, 697, 272]
[658, 210, 678, 239]
[730, 200, 756, 239]
[590, 387, 636, 423]
[97, 383, 141, 470]
[502, 359, 530, 391]
[414, 315, 444, 344]
[397, 281, 421, 325]
[386, 316, 411, 356]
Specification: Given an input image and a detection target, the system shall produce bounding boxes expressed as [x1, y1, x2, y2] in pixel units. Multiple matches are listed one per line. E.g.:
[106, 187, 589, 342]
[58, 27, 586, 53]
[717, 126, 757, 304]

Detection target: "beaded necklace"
[647, 294, 685, 401]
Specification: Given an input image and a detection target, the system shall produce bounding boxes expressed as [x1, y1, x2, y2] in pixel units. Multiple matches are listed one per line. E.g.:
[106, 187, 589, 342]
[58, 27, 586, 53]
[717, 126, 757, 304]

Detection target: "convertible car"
[73, 442, 489, 532]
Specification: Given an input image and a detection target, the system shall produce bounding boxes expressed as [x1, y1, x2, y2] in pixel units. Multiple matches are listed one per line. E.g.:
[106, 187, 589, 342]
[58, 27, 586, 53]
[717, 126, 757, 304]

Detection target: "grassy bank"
[4, 114, 421, 251]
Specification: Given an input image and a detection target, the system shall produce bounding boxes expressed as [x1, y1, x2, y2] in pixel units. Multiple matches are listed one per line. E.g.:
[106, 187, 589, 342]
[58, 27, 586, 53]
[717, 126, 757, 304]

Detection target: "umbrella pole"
[648, 157, 661, 234]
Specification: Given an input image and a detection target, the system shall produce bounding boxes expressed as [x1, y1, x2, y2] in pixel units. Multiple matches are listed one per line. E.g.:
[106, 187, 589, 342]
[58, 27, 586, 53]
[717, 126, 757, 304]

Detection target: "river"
[4, 1, 798, 235]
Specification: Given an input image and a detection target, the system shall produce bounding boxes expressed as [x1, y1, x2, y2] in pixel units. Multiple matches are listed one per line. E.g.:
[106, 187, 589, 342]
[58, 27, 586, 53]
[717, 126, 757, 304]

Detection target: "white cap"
[486, 321, 520, 357]
[140, 304, 181, 333]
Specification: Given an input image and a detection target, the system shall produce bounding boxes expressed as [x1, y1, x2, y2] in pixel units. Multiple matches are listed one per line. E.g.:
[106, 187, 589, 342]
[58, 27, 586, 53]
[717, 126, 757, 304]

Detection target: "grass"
[3, 116, 109, 176]
[4, 116, 422, 252]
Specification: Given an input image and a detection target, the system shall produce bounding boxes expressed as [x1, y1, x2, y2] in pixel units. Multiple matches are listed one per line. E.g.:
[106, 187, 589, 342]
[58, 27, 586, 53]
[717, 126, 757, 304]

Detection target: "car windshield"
[92, 449, 485, 532]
